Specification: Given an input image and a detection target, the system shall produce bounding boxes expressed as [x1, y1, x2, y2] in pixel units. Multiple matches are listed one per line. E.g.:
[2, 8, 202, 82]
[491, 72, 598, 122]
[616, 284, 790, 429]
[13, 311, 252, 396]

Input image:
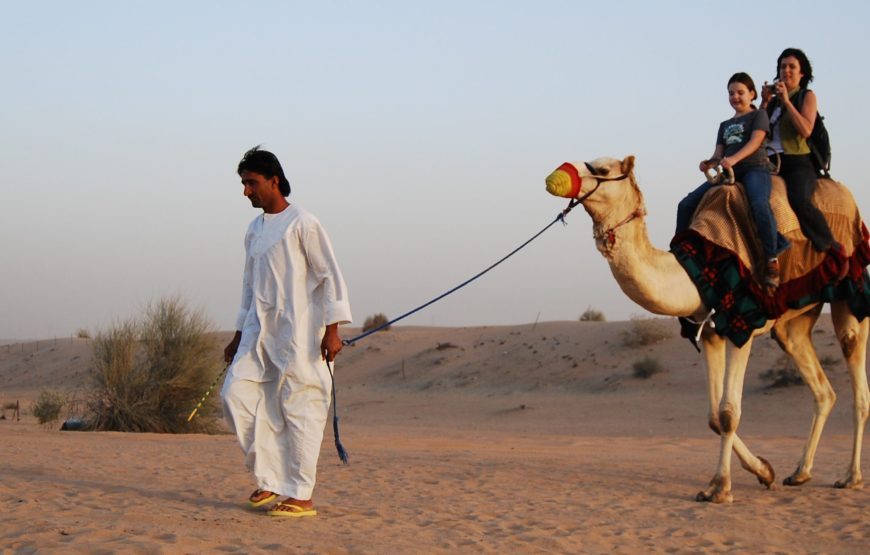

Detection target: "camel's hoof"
[783, 473, 812, 487]
[833, 479, 863, 489]
[695, 490, 733, 504]
[756, 456, 776, 489]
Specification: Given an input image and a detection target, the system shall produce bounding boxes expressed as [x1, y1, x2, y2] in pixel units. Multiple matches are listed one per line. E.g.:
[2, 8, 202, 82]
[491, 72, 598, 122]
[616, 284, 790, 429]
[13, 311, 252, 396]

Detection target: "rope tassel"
[326, 360, 349, 464]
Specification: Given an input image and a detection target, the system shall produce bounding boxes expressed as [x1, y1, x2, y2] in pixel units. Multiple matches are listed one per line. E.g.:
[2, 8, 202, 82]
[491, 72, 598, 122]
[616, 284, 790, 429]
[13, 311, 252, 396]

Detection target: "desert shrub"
[761, 355, 803, 388]
[86, 296, 223, 433]
[362, 313, 391, 333]
[579, 306, 606, 322]
[819, 355, 840, 367]
[632, 356, 664, 379]
[31, 390, 66, 425]
[76, 328, 91, 339]
[622, 316, 672, 347]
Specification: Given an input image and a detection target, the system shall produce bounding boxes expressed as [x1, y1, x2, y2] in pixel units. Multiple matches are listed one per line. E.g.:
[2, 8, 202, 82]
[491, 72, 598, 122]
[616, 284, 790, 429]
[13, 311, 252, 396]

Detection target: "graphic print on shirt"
[722, 122, 746, 146]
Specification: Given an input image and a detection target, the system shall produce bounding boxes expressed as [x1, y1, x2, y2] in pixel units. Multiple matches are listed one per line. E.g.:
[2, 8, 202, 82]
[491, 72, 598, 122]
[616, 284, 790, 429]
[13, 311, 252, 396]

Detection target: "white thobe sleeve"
[302, 220, 353, 326]
[234, 231, 254, 331]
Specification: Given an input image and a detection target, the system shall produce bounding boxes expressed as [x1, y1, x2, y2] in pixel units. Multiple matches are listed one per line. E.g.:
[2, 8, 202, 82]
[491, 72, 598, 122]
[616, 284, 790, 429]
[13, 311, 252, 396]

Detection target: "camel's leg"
[697, 337, 754, 503]
[831, 300, 869, 489]
[772, 304, 836, 486]
[700, 329, 775, 489]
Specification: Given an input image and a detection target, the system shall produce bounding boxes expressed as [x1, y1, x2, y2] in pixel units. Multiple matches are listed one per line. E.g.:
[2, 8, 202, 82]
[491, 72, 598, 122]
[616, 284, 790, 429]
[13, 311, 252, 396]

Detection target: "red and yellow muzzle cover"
[545, 162, 583, 198]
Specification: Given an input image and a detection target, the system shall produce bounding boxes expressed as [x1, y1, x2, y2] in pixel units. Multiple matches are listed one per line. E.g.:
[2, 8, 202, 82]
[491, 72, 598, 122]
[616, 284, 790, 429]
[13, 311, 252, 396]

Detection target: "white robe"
[222, 203, 352, 499]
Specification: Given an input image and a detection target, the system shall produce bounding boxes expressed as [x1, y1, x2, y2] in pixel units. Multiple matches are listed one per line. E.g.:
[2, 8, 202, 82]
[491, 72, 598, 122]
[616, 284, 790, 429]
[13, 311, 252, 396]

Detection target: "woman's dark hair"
[728, 72, 758, 107]
[776, 48, 814, 89]
[237, 145, 291, 196]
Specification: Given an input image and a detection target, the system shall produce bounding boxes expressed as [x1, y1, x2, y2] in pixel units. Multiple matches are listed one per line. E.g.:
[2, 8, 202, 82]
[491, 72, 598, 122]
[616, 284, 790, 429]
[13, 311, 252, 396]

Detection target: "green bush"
[32, 390, 66, 425]
[632, 356, 665, 379]
[622, 316, 672, 347]
[86, 296, 223, 433]
[362, 313, 391, 333]
[579, 306, 606, 322]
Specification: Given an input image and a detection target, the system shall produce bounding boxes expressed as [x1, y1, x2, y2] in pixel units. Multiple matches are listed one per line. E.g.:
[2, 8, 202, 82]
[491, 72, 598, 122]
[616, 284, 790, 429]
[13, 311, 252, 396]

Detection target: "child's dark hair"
[728, 72, 758, 108]
[237, 146, 291, 196]
[776, 48, 813, 89]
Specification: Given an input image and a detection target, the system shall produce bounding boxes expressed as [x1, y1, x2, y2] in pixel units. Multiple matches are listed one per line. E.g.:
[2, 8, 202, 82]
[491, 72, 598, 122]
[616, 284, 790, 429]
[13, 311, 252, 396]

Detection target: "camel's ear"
[621, 155, 635, 175]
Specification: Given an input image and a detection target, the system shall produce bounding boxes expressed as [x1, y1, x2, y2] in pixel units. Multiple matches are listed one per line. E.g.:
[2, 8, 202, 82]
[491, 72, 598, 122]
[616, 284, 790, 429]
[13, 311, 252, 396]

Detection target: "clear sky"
[2, 1, 869, 339]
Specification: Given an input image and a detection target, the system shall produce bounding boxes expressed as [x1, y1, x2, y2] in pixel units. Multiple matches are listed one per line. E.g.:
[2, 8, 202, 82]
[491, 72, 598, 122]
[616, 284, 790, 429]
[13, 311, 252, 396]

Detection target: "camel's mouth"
[545, 162, 583, 198]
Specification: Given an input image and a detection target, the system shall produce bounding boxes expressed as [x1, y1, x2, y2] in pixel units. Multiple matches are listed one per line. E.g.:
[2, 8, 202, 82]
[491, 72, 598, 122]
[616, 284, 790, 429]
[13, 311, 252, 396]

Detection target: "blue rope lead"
[342, 200, 580, 346]
[326, 202, 577, 464]
[326, 359, 349, 464]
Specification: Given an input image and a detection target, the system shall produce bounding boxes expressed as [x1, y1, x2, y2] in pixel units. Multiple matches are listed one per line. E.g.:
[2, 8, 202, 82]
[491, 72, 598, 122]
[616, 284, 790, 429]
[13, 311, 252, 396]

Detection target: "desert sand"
[1, 319, 868, 553]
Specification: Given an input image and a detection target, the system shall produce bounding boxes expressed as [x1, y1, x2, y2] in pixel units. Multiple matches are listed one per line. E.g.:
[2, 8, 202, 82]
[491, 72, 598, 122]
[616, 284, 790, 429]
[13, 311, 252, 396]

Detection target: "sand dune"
[2, 320, 867, 553]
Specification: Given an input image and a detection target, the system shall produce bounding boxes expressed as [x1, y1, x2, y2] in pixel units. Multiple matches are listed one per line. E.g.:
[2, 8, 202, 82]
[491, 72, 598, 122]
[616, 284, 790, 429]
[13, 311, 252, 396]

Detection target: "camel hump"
[689, 177, 864, 281]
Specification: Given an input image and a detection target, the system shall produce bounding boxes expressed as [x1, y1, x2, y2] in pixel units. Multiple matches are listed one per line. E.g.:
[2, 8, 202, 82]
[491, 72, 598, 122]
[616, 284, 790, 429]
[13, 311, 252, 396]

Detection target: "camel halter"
[548, 161, 644, 250]
[593, 207, 645, 250]
[549, 161, 632, 203]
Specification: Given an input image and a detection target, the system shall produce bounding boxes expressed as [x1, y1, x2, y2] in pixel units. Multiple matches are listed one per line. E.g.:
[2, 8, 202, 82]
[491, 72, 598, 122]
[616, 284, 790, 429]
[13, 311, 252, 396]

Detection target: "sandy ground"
[1, 320, 868, 553]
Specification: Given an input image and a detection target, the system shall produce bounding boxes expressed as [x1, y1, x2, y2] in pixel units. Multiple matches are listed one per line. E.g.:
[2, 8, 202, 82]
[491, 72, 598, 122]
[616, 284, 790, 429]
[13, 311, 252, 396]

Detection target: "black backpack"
[794, 89, 832, 176]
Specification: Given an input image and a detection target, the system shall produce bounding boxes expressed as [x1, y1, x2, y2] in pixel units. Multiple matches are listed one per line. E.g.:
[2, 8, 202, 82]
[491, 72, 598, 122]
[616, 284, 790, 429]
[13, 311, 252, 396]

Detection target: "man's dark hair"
[237, 146, 291, 196]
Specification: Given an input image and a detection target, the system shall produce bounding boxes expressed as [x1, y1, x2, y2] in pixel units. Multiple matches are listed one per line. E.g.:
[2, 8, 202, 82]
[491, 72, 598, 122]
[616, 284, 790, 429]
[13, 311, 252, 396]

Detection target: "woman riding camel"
[760, 47, 841, 263]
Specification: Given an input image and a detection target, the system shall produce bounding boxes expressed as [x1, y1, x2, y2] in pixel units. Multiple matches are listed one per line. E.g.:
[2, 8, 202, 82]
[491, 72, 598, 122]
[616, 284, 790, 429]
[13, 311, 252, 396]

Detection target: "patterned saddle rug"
[670, 176, 870, 347]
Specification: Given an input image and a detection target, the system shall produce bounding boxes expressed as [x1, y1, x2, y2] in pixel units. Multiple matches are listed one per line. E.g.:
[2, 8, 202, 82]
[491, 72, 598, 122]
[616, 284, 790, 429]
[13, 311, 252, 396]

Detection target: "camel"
[545, 156, 870, 503]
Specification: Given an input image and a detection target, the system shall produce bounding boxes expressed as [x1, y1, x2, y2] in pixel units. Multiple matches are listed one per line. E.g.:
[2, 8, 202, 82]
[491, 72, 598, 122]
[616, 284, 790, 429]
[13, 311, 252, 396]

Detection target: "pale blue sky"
[2, 1, 869, 339]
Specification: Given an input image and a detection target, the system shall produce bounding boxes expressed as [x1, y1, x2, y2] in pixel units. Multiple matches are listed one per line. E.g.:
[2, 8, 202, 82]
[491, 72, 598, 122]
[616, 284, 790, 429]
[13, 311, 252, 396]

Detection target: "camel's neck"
[586, 192, 703, 317]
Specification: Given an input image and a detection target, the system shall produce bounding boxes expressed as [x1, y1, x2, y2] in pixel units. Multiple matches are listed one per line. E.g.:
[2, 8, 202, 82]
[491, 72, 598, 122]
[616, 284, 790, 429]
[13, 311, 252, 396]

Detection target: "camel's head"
[545, 156, 635, 199]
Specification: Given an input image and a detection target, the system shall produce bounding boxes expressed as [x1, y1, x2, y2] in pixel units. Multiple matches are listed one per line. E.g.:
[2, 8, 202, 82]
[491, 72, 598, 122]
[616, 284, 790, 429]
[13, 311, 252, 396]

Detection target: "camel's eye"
[585, 162, 606, 176]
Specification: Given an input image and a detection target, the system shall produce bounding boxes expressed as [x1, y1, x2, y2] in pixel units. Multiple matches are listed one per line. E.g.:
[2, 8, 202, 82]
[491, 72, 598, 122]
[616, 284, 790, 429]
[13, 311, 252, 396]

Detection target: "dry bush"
[76, 328, 91, 339]
[31, 390, 66, 425]
[579, 306, 606, 322]
[622, 316, 672, 347]
[761, 355, 803, 388]
[632, 356, 664, 379]
[362, 313, 391, 333]
[86, 296, 223, 433]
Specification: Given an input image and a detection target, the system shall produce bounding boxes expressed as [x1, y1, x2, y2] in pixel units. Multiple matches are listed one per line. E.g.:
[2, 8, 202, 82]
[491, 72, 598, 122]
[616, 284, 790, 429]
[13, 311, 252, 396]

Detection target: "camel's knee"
[819, 387, 837, 416]
[708, 417, 722, 435]
[838, 327, 861, 360]
[856, 389, 870, 423]
[719, 404, 740, 434]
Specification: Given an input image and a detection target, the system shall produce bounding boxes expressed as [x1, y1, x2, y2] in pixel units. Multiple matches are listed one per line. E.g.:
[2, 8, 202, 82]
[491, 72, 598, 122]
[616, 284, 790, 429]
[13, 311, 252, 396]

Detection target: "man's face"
[240, 171, 280, 209]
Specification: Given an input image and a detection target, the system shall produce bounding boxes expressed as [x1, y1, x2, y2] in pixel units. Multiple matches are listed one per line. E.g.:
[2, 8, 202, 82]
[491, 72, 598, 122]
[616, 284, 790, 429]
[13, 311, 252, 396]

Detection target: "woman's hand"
[720, 157, 734, 170]
[774, 80, 789, 103]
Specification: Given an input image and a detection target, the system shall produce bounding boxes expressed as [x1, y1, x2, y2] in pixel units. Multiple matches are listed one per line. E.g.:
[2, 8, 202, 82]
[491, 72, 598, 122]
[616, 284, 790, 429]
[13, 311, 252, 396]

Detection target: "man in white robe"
[221, 146, 352, 518]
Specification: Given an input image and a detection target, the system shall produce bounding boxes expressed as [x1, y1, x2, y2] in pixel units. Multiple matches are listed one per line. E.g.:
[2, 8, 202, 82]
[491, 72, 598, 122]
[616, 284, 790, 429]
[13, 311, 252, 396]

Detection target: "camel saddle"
[671, 176, 870, 347]
[689, 176, 863, 282]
